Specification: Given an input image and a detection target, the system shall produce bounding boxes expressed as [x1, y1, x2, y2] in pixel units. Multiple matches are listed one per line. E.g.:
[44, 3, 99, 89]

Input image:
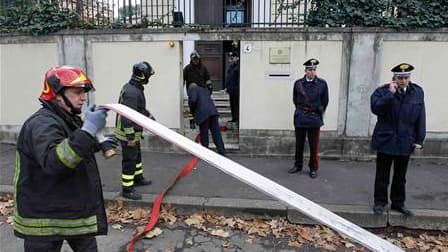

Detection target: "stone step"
[183, 100, 230, 108]
[183, 90, 231, 117]
[183, 117, 238, 129]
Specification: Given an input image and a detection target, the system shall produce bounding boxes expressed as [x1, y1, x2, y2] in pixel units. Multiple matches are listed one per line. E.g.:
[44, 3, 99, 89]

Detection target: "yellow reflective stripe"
[115, 115, 122, 129]
[134, 169, 143, 175]
[134, 132, 142, 141]
[56, 139, 82, 169]
[124, 127, 135, 134]
[14, 214, 97, 227]
[122, 174, 134, 180]
[114, 128, 127, 141]
[14, 221, 97, 236]
[114, 129, 141, 141]
[122, 181, 134, 187]
[136, 162, 143, 168]
[13, 152, 20, 214]
[115, 134, 142, 141]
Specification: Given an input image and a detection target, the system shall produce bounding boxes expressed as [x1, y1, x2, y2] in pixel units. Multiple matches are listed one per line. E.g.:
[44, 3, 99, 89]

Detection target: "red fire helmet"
[40, 66, 94, 101]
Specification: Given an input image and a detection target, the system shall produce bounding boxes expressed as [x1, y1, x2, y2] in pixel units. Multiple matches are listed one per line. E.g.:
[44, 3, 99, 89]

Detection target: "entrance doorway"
[194, 40, 240, 91]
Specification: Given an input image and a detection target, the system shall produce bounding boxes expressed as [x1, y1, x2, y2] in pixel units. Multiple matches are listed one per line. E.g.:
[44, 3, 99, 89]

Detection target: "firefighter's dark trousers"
[24, 237, 97, 252]
[120, 140, 144, 190]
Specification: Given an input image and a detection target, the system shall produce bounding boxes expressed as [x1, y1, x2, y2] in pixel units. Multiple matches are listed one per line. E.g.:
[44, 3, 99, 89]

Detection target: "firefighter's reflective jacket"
[115, 80, 151, 141]
[14, 100, 107, 240]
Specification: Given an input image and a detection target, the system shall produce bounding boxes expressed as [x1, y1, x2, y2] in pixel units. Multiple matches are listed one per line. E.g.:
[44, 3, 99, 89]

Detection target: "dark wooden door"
[195, 0, 223, 25]
[195, 41, 224, 91]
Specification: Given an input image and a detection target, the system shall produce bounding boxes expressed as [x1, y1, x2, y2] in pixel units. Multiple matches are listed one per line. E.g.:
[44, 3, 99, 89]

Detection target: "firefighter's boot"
[122, 186, 142, 200]
[134, 175, 152, 187]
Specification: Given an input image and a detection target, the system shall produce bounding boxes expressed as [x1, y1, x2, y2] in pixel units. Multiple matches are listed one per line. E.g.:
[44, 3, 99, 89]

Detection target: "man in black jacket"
[183, 51, 213, 93]
[14, 66, 111, 251]
[115, 61, 154, 200]
[225, 51, 240, 123]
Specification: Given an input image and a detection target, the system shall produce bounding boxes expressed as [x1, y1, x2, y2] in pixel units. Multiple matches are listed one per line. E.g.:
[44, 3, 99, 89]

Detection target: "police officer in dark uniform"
[14, 66, 110, 251]
[225, 51, 240, 123]
[115, 61, 155, 200]
[289, 59, 329, 179]
[371, 63, 426, 216]
[188, 83, 227, 156]
[183, 51, 213, 93]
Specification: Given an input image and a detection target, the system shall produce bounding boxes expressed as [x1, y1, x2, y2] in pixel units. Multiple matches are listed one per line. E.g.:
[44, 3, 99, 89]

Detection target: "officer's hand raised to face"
[82, 105, 108, 137]
[389, 81, 398, 94]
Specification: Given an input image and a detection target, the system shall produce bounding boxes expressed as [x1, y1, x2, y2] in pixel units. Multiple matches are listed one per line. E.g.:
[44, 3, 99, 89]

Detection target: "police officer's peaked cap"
[190, 51, 200, 59]
[303, 58, 319, 69]
[391, 63, 414, 76]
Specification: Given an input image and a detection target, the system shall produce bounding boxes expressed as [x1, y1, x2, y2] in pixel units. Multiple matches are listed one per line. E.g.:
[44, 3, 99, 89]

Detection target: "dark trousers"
[199, 115, 226, 155]
[294, 127, 320, 171]
[120, 140, 144, 189]
[374, 152, 410, 207]
[228, 89, 239, 122]
[24, 237, 97, 252]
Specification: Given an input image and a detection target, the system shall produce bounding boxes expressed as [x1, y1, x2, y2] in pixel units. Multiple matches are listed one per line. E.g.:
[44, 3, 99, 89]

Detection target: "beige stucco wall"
[0, 43, 58, 125]
[239, 40, 342, 130]
[380, 41, 448, 132]
[91, 41, 182, 128]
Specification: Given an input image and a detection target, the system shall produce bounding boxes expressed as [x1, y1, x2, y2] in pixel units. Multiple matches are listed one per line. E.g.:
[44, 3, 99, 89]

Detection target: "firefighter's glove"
[100, 136, 118, 150]
[99, 136, 119, 159]
[82, 106, 108, 137]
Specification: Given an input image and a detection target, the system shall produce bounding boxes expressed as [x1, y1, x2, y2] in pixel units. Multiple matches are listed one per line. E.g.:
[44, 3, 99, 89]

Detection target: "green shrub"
[307, 0, 448, 28]
[0, 0, 81, 35]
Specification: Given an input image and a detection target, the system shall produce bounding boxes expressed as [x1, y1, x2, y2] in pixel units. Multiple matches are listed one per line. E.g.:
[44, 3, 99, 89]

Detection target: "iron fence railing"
[0, 0, 313, 28]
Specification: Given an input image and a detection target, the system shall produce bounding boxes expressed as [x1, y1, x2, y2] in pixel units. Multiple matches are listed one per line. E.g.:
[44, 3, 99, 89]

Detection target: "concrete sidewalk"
[1, 143, 447, 230]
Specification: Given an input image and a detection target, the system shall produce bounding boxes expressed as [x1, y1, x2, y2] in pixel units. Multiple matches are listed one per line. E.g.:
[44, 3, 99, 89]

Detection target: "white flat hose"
[101, 104, 403, 252]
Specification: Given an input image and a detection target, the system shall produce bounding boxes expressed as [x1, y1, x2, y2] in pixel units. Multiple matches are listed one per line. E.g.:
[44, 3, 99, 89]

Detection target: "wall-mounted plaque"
[269, 47, 291, 64]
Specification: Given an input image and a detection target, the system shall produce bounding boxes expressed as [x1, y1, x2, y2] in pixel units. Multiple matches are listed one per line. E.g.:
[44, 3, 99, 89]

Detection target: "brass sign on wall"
[269, 47, 291, 64]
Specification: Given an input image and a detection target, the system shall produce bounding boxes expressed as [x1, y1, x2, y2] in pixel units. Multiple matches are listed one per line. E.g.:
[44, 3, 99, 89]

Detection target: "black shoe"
[122, 187, 142, 200]
[372, 205, 385, 215]
[309, 170, 317, 179]
[391, 205, 414, 216]
[134, 176, 152, 187]
[288, 165, 302, 174]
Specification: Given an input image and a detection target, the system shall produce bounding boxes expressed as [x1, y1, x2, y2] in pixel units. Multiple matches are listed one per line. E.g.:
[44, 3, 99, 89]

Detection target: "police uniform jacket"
[371, 82, 426, 156]
[293, 76, 329, 128]
[183, 61, 211, 88]
[14, 100, 107, 240]
[115, 80, 151, 141]
[188, 85, 219, 125]
[225, 61, 240, 92]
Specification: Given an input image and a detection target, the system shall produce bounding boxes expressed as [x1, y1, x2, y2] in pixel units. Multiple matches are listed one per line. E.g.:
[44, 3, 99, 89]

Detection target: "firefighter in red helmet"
[14, 66, 111, 251]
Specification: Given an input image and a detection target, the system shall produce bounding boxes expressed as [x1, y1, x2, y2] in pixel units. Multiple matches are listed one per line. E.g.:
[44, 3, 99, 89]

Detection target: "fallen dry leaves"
[210, 229, 230, 238]
[0, 194, 13, 212]
[90, 202, 448, 251]
[0, 194, 14, 224]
